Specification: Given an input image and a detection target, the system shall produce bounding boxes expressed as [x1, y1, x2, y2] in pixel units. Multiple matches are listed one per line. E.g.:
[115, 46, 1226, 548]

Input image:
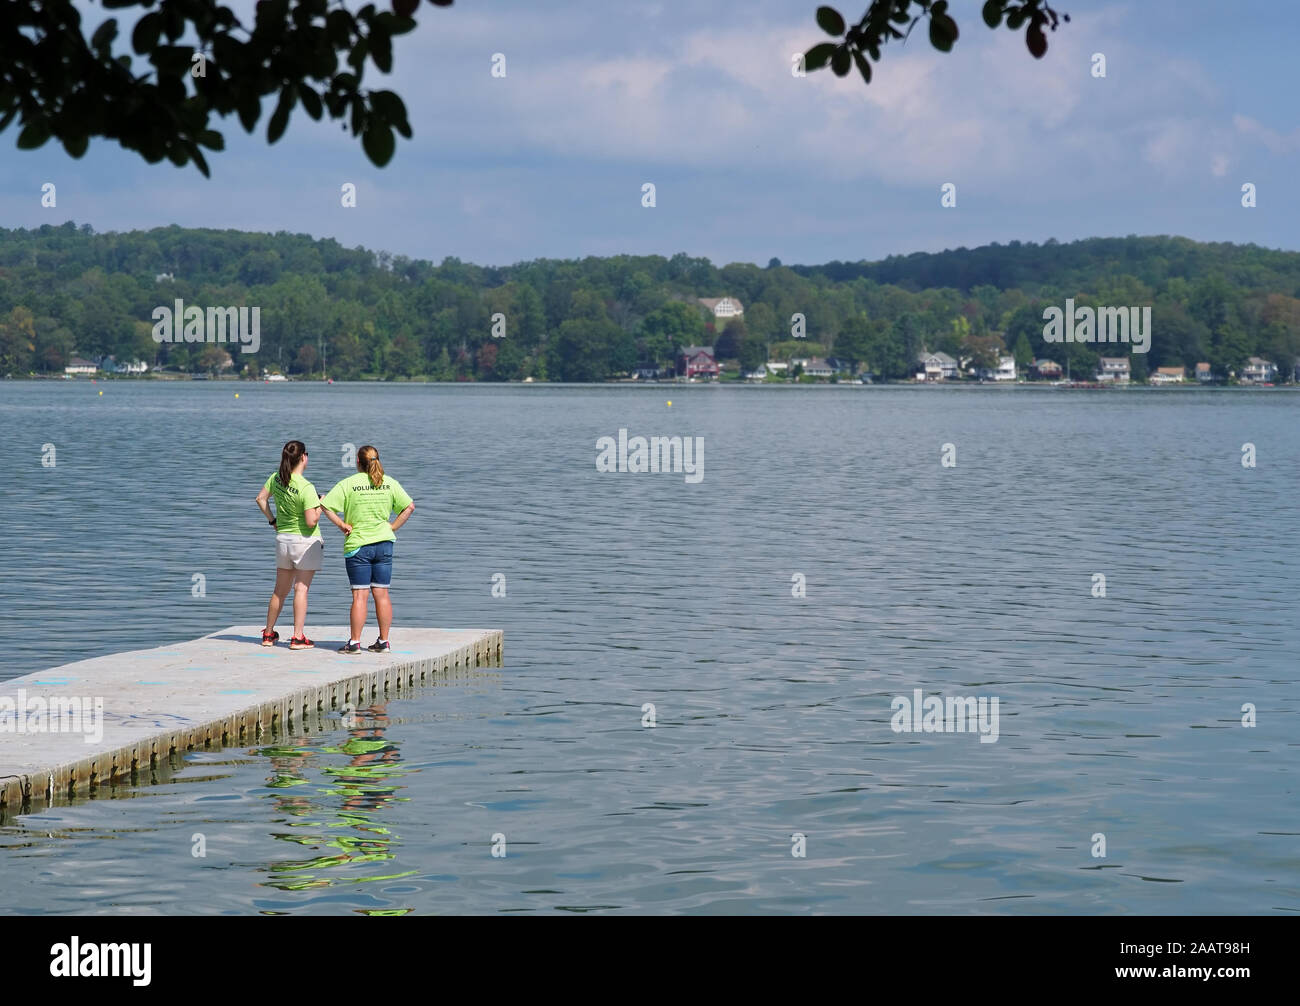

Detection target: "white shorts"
[276, 533, 324, 571]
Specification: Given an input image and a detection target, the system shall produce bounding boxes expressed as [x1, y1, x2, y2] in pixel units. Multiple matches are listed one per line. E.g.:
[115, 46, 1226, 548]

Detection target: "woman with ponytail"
[321, 445, 415, 653]
[254, 440, 323, 649]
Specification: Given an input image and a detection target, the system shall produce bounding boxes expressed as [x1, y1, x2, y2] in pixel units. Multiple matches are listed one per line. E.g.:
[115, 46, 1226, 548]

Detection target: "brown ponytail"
[278, 440, 307, 487]
[358, 444, 384, 488]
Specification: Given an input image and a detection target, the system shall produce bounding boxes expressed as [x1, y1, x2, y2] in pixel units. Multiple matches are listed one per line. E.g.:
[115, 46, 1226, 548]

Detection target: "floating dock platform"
[0, 625, 503, 815]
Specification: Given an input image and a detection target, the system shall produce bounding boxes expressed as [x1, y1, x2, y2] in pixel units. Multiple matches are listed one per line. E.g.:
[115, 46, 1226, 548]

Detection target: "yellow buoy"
[98, 390, 103, 396]
[234, 393, 239, 398]
[666, 400, 672, 406]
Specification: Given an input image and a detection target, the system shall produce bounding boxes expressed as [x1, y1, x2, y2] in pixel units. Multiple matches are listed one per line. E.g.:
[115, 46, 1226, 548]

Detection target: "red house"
[677, 345, 719, 380]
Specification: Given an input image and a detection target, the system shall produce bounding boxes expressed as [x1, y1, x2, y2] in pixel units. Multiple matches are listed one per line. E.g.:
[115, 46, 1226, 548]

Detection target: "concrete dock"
[0, 625, 503, 815]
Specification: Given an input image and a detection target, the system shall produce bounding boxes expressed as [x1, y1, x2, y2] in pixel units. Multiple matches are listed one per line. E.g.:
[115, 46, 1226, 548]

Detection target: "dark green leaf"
[188, 142, 210, 177]
[299, 85, 323, 120]
[371, 34, 393, 72]
[830, 45, 850, 76]
[1026, 23, 1047, 58]
[851, 48, 872, 84]
[929, 13, 957, 52]
[982, 0, 1002, 29]
[132, 12, 162, 56]
[91, 19, 118, 51]
[16, 121, 49, 149]
[816, 6, 846, 36]
[326, 9, 354, 45]
[61, 133, 88, 158]
[361, 122, 395, 166]
[804, 43, 837, 70]
[267, 87, 294, 143]
[237, 93, 260, 132]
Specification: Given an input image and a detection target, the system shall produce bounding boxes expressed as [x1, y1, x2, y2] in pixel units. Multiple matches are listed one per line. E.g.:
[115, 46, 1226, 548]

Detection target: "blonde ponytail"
[358, 444, 384, 488]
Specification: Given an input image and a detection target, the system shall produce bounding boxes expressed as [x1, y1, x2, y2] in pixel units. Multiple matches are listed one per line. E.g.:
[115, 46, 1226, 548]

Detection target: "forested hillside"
[2, 223, 1298, 381]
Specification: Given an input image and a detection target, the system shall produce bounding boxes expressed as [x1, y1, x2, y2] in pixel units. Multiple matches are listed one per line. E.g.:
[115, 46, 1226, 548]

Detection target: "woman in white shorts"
[255, 440, 323, 649]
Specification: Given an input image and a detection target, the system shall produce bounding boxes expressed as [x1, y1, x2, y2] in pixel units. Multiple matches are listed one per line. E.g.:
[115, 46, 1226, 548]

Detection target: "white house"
[1097, 357, 1130, 383]
[698, 297, 744, 320]
[978, 355, 1017, 381]
[1241, 357, 1276, 383]
[916, 351, 958, 381]
[743, 367, 768, 381]
[99, 355, 149, 374]
[1195, 362, 1212, 383]
[155, 271, 174, 283]
[764, 361, 788, 376]
[64, 357, 97, 375]
[1149, 366, 1185, 384]
[791, 357, 833, 378]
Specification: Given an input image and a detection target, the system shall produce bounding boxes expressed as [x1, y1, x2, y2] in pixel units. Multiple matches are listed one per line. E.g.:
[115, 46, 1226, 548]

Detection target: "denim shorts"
[344, 540, 394, 589]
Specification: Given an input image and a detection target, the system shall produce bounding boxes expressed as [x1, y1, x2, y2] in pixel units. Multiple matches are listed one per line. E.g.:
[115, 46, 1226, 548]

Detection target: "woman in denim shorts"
[321, 445, 415, 653]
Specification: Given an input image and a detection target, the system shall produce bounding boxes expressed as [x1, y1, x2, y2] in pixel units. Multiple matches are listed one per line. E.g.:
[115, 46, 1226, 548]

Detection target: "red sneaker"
[261, 629, 280, 647]
[289, 635, 315, 650]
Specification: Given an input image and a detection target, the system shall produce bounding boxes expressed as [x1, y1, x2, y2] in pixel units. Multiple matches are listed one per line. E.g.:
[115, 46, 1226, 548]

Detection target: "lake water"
[1, 380, 1297, 915]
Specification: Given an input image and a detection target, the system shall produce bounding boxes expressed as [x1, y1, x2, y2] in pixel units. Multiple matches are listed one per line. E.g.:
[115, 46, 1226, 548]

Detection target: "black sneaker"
[367, 638, 391, 653]
[338, 641, 362, 653]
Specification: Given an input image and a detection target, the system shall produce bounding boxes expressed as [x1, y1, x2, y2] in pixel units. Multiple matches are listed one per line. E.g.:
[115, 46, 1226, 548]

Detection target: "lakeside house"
[765, 361, 788, 376]
[677, 345, 719, 379]
[1195, 362, 1212, 383]
[697, 297, 744, 321]
[155, 271, 174, 283]
[743, 366, 768, 381]
[792, 357, 833, 378]
[64, 357, 98, 375]
[1097, 356, 1131, 383]
[100, 355, 149, 374]
[1150, 366, 1185, 384]
[916, 350, 959, 382]
[978, 355, 1017, 381]
[1030, 358, 1062, 379]
[1241, 357, 1276, 383]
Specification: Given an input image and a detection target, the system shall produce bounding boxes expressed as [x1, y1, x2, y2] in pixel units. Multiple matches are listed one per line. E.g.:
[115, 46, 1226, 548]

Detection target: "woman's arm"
[255, 487, 276, 526]
[322, 508, 352, 534]
[304, 505, 322, 529]
[389, 502, 414, 533]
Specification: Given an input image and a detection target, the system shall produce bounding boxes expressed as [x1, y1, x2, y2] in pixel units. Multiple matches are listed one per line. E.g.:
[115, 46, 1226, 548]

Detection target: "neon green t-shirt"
[321, 473, 413, 553]
[263, 472, 322, 537]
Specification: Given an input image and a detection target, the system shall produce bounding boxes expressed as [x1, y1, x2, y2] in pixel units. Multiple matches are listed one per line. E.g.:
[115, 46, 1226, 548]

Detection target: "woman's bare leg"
[266, 568, 294, 632]
[292, 569, 315, 638]
[350, 588, 369, 641]
[371, 587, 392, 640]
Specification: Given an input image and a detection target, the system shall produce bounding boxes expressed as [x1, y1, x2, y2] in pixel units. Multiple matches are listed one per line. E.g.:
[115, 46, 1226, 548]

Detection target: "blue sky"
[4, 0, 1298, 267]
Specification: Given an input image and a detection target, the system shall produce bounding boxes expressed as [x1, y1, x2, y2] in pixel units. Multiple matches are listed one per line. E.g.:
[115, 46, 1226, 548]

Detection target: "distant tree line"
[1, 224, 1298, 382]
